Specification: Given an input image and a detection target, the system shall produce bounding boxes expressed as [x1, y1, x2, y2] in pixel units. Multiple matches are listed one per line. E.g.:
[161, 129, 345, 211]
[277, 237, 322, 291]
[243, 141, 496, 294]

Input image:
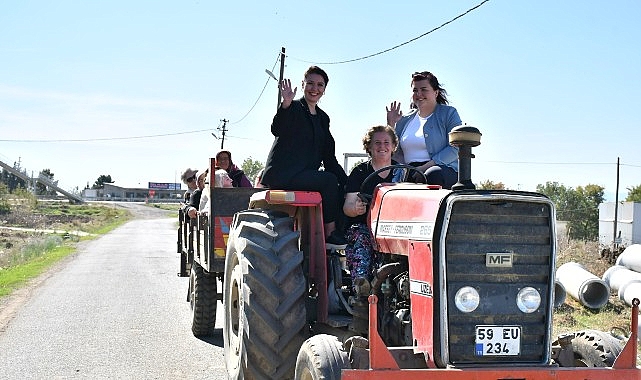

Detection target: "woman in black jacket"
[261, 66, 347, 247]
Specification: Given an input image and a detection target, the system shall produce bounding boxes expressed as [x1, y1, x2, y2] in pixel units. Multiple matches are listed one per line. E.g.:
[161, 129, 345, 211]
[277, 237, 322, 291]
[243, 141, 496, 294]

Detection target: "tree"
[93, 175, 113, 189]
[477, 180, 506, 190]
[36, 169, 56, 196]
[626, 184, 641, 202]
[536, 181, 603, 240]
[240, 157, 264, 184]
[0, 162, 27, 193]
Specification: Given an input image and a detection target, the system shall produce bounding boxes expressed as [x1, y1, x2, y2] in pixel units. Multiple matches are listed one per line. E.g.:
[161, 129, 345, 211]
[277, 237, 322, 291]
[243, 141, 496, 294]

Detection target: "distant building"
[599, 202, 641, 246]
[82, 182, 184, 202]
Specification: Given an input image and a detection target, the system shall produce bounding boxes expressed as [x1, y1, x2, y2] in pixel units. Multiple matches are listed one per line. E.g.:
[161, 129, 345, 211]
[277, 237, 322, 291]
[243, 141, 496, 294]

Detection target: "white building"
[599, 202, 641, 246]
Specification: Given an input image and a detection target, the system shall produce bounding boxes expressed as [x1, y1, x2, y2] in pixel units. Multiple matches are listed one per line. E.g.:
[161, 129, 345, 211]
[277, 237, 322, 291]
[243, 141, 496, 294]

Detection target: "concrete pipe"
[615, 244, 641, 272]
[602, 265, 641, 294]
[618, 280, 641, 307]
[554, 280, 567, 308]
[556, 262, 610, 309]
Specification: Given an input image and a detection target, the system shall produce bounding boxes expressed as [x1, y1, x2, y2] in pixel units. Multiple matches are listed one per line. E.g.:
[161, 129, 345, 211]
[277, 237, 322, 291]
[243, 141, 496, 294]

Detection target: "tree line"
[479, 180, 641, 240]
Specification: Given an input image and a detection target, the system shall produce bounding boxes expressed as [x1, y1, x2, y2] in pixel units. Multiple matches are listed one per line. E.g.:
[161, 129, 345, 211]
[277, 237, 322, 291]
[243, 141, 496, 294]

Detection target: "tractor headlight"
[516, 287, 541, 313]
[455, 286, 480, 313]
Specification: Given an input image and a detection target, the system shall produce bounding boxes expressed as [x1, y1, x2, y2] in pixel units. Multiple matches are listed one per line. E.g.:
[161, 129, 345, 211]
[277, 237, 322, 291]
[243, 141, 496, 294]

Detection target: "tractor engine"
[375, 261, 412, 347]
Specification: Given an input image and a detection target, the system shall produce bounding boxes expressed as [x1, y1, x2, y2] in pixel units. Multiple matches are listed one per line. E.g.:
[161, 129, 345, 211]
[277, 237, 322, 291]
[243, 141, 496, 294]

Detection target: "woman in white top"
[386, 71, 463, 189]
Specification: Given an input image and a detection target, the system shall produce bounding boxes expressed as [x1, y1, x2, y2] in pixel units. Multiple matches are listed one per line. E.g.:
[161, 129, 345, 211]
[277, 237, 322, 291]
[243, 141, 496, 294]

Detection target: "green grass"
[0, 244, 74, 297]
[0, 202, 131, 298]
[144, 202, 180, 218]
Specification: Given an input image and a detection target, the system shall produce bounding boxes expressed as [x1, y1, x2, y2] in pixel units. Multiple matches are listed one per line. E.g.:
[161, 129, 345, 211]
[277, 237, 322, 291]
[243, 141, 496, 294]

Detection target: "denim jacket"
[391, 103, 462, 172]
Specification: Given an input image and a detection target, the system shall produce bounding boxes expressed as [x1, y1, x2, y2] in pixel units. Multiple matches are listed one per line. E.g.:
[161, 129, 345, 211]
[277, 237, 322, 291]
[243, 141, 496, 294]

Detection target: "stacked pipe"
[556, 262, 610, 309]
[603, 244, 641, 307]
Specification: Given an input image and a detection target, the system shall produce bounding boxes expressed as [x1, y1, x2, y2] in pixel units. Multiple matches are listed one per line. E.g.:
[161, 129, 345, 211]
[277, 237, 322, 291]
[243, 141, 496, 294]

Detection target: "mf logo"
[486, 252, 513, 267]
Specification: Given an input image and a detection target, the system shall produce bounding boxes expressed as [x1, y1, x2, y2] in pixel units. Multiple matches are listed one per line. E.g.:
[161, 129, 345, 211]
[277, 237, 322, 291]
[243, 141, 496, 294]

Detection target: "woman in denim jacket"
[386, 71, 463, 189]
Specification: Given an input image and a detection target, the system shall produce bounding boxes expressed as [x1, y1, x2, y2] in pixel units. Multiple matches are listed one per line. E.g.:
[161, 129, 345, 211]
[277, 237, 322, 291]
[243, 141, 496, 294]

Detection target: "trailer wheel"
[294, 334, 350, 380]
[223, 210, 307, 380]
[572, 329, 624, 367]
[189, 262, 217, 337]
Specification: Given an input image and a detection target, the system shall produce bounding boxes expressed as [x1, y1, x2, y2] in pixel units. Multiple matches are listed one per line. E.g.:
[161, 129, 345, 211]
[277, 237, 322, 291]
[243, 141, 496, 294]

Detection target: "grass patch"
[0, 201, 131, 299]
[144, 202, 180, 218]
[0, 244, 74, 298]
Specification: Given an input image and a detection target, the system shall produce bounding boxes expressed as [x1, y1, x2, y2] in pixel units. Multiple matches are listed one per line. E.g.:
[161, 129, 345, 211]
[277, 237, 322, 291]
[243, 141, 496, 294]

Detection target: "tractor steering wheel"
[357, 164, 426, 204]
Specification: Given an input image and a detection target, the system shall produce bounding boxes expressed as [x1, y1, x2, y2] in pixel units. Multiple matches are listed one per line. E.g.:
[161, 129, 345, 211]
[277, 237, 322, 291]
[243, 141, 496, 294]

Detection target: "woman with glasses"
[386, 71, 463, 189]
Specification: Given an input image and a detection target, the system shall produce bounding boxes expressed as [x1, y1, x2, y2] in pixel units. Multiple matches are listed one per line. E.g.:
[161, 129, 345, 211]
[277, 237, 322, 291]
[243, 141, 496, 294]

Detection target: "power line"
[0, 3, 490, 141]
[0, 51, 282, 143]
[288, 0, 491, 65]
[230, 52, 281, 125]
[0, 128, 213, 143]
[482, 160, 614, 166]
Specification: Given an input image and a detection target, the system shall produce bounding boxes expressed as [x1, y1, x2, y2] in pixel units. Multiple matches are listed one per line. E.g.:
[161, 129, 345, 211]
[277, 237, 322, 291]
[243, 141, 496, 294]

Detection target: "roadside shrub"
[11, 235, 63, 266]
[0, 183, 10, 214]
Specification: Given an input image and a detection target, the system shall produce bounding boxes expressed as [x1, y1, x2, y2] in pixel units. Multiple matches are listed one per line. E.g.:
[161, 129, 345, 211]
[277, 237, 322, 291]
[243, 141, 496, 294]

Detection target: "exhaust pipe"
[448, 125, 481, 191]
[556, 262, 610, 309]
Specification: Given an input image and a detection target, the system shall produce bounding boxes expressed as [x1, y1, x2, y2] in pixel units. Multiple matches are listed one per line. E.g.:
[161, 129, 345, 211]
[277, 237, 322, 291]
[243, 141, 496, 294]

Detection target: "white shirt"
[400, 113, 431, 163]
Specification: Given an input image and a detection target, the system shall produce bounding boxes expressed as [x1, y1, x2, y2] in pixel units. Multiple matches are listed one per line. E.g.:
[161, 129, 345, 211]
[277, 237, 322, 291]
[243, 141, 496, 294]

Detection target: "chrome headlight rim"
[454, 286, 480, 313]
[517, 286, 541, 313]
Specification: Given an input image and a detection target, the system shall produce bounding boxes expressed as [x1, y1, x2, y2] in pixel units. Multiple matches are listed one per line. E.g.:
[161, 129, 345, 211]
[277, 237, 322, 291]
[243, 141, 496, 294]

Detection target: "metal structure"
[0, 159, 83, 204]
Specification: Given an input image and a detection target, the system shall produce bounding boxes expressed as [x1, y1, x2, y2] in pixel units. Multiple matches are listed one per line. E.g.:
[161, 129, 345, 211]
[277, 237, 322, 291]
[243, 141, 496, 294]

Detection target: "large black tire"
[189, 262, 217, 337]
[572, 329, 624, 367]
[294, 334, 350, 380]
[223, 210, 307, 379]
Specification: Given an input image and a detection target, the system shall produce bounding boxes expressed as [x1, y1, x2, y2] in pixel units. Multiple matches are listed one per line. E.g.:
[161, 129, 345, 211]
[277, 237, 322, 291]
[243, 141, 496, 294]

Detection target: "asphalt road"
[0, 202, 228, 380]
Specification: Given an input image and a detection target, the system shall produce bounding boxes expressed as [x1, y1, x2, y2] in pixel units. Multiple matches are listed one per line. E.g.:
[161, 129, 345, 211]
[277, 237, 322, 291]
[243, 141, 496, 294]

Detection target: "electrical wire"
[230, 53, 281, 125]
[0, 128, 213, 143]
[0, 3, 488, 142]
[288, 0, 490, 65]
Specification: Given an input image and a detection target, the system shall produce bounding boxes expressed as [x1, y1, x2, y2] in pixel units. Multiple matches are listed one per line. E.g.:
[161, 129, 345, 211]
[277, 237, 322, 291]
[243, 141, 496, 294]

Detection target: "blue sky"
[1, 1, 639, 201]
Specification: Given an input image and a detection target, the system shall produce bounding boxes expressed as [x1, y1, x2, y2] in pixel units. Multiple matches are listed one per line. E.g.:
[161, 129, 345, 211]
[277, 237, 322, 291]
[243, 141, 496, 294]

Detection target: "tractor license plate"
[475, 325, 521, 356]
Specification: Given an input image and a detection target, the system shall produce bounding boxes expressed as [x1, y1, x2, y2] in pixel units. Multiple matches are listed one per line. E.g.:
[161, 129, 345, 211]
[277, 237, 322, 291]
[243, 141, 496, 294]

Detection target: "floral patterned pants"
[345, 223, 375, 283]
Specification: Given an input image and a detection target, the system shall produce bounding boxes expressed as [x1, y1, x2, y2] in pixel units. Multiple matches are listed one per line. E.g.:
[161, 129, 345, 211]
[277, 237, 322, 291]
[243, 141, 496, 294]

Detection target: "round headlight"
[455, 286, 480, 313]
[517, 287, 541, 313]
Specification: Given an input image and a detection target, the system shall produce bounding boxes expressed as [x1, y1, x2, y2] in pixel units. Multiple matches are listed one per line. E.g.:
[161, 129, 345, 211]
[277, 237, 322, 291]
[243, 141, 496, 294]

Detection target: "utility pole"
[277, 47, 286, 110]
[218, 119, 228, 149]
[613, 157, 620, 251]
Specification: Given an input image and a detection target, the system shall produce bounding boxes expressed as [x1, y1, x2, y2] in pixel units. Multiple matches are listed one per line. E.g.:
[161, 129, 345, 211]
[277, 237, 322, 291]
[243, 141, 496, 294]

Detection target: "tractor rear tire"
[189, 262, 218, 337]
[295, 334, 350, 380]
[572, 329, 624, 367]
[223, 210, 307, 379]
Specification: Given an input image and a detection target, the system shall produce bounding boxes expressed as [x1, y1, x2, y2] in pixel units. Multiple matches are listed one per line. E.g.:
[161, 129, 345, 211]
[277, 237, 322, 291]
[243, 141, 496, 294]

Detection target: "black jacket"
[261, 98, 347, 188]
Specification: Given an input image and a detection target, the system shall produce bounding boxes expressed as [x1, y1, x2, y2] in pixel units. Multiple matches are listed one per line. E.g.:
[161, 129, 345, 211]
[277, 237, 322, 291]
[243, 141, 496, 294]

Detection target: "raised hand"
[386, 101, 402, 127]
[280, 79, 297, 109]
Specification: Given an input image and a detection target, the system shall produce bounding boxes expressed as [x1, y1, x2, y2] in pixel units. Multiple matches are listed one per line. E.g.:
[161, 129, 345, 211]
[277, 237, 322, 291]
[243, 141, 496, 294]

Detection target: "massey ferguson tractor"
[179, 125, 641, 379]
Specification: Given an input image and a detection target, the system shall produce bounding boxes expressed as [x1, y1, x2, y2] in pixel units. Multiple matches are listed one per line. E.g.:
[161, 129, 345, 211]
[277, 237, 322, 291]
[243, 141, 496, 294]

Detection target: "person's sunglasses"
[187, 175, 196, 183]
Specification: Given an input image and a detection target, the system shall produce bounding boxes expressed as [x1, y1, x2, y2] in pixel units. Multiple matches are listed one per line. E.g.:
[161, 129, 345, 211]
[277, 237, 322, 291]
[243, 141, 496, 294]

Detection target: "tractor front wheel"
[223, 210, 307, 379]
[295, 334, 350, 380]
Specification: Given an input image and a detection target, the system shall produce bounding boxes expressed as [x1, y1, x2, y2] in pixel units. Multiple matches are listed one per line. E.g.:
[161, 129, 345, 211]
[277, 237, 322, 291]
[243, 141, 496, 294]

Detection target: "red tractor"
[181, 126, 641, 379]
